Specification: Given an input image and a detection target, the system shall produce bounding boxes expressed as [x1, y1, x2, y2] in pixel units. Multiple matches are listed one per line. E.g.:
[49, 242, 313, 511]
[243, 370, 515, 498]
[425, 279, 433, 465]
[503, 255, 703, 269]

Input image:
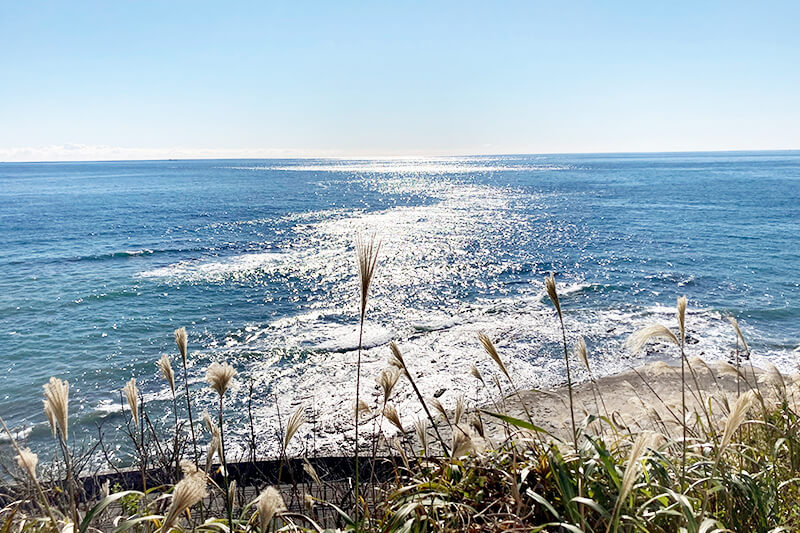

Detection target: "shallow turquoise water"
[1, 153, 799, 456]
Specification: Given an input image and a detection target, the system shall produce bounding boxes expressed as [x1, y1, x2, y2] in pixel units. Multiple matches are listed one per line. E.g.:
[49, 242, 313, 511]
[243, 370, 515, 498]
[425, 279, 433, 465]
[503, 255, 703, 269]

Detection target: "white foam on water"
[124, 167, 797, 458]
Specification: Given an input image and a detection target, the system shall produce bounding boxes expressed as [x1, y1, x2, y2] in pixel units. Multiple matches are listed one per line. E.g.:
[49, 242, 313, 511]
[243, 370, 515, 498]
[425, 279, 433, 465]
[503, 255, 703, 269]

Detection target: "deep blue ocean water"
[1, 152, 799, 457]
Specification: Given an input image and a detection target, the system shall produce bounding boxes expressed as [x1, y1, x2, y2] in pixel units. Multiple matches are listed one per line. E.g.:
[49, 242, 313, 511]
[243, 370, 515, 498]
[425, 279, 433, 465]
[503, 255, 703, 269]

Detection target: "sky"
[1, 1, 799, 161]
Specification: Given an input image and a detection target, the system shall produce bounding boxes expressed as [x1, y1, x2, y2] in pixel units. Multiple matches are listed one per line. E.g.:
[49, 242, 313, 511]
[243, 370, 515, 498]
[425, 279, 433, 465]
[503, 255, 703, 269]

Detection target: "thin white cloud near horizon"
[2, 143, 799, 163]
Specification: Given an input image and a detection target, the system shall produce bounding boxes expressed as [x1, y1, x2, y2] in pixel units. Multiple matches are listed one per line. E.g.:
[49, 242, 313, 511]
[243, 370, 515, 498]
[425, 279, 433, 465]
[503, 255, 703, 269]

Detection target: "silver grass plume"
[575, 337, 590, 371]
[454, 395, 466, 425]
[43, 377, 69, 441]
[545, 273, 562, 319]
[383, 404, 404, 433]
[180, 459, 200, 476]
[677, 296, 687, 342]
[429, 398, 451, 426]
[451, 431, 474, 458]
[720, 390, 757, 451]
[478, 333, 510, 380]
[389, 341, 406, 370]
[413, 418, 429, 454]
[354, 400, 371, 417]
[283, 406, 307, 452]
[161, 470, 207, 532]
[202, 411, 221, 472]
[618, 432, 658, 504]
[758, 362, 785, 396]
[123, 378, 139, 426]
[174, 327, 188, 364]
[206, 361, 237, 397]
[625, 324, 680, 354]
[470, 364, 485, 385]
[156, 354, 175, 394]
[377, 367, 401, 402]
[15, 447, 38, 481]
[304, 493, 315, 512]
[256, 487, 287, 533]
[470, 415, 485, 438]
[727, 317, 750, 354]
[227, 479, 237, 508]
[303, 460, 322, 485]
[356, 234, 381, 320]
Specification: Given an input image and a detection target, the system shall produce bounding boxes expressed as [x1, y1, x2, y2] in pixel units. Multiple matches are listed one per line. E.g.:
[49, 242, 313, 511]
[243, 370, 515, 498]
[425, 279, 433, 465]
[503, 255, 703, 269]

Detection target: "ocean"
[1, 152, 799, 458]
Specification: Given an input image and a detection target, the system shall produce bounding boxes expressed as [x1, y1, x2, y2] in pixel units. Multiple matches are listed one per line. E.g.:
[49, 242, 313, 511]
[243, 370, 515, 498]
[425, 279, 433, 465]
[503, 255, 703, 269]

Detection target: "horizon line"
[2, 147, 799, 165]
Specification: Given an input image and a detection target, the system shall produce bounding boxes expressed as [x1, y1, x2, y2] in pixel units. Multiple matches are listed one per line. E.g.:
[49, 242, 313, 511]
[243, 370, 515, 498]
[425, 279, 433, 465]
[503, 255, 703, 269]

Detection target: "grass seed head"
[257, 487, 287, 532]
[15, 447, 38, 481]
[42, 377, 69, 441]
[156, 354, 175, 394]
[122, 378, 139, 426]
[625, 324, 680, 354]
[545, 273, 562, 319]
[174, 327, 188, 363]
[677, 295, 687, 341]
[206, 361, 237, 397]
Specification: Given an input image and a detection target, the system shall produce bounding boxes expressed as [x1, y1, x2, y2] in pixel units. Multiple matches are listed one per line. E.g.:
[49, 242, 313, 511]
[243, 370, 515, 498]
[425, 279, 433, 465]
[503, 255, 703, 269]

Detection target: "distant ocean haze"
[1, 152, 798, 457]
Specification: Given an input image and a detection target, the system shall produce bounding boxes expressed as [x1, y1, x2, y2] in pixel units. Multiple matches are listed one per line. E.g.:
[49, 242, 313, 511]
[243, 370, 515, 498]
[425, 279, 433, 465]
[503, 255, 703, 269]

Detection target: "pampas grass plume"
[206, 361, 237, 397]
[43, 377, 69, 441]
[575, 336, 590, 371]
[378, 367, 401, 402]
[156, 354, 175, 394]
[283, 406, 307, 451]
[383, 404, 404, 433]
[727, 317, 750, 354]
[619, 432, 657, 503]
[677, 296, 687, 341]
[356, 234, 381, 319]
[389, 341, 406, 371]
[161, 470, 207, 532]
[16, 447, 38, 481]
[625, 324, 680, 354]
[545, 273, 562, 319]
[470, 364, 484, 384]
[720, 390, 757, 450]
[123, 378, 139, 426]
[478, 333, 510, 379]
[256, 487, 287, 532]
[451, 431, 474, 458]
[174, 327, 188, 363]
[413, 418, 429, 453]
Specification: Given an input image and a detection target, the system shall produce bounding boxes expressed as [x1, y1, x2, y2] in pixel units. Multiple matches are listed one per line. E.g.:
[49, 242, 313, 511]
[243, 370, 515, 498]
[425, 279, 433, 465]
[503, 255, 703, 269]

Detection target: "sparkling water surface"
[1, 152, 799, 457]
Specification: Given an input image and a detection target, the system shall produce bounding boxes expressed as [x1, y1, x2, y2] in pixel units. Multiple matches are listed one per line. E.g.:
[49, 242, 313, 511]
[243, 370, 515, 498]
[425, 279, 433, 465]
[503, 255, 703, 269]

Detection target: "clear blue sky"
[1, 1, 798, 161]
